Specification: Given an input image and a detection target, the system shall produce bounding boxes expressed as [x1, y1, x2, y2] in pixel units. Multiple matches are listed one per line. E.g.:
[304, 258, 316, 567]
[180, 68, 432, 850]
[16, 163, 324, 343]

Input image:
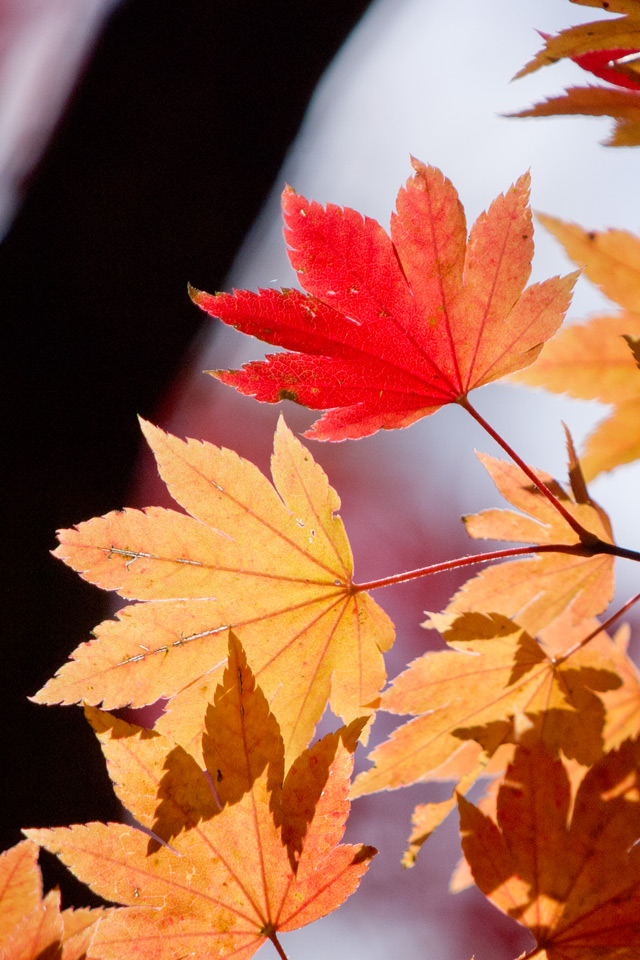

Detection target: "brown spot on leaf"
[278, 389, 298, 403]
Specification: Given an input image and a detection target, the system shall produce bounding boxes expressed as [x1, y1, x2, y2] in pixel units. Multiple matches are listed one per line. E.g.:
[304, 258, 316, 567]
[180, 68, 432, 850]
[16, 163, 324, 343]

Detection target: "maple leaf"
[459, 738, 640, 958]
[0, 839, 105, 960]
[444, 444, 615, 635]
[190, 159, 575, 440]
[528, 609, 640, 752]
[511, 2, 640, 144]
[26, 635, 376, 960]
[351, 611, 621, 802]
[34, 416, 393, 763]
[0, 840, 41, 943]
[512, 214, 640, 478]
[598, 625, 640, 750]
[515, 5, 640, 82]
[510, 86, 640, 147]
[400, 755, 510, 869]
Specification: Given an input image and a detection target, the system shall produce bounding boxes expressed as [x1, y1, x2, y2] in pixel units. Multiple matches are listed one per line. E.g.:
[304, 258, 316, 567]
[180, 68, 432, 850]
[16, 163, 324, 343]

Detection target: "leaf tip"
[340, 716, 370, 754]
[513, 168, 532, 203]
[623, 333, 640, 369]
[137, 416, 164, 448]
[352, 843, 378, 865]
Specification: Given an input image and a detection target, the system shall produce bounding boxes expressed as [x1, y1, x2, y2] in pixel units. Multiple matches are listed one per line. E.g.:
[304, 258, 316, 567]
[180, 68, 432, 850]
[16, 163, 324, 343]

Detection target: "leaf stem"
[352, 543, 591, 593]
[459, 396, 599, 544]
[269, 933, 290, 960]
[554, 589, 640, 665]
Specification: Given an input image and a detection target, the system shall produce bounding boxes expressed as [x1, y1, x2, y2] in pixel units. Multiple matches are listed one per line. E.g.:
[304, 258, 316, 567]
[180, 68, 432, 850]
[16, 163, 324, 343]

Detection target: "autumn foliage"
[191, 162, 575, 441]
[511, 0, 640, 145]
[6, 4, 640, 959]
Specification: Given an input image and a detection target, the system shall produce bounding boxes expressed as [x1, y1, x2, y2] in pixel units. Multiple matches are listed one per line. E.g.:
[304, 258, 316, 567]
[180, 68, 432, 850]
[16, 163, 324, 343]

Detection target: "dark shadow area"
[1, 0, 373, 905]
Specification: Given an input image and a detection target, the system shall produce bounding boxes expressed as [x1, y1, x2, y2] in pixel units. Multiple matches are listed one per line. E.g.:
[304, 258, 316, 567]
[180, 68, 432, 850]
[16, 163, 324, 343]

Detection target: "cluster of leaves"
[5, 10, 640, 959]
[511, 0, 640, 146]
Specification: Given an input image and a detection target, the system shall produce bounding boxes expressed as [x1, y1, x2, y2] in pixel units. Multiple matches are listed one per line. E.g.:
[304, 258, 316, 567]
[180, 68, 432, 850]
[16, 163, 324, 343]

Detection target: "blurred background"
[2, 1, 640, 957]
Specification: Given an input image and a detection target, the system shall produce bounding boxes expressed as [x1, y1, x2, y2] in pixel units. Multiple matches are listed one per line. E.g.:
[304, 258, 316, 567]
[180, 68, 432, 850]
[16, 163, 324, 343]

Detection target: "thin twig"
[459, 396, 599, 544]
[352, 543, 591, 593]
[554, 590, 640, 665]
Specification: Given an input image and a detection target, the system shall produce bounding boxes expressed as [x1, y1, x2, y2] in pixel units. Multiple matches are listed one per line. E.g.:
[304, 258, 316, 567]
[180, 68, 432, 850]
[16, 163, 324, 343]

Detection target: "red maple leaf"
[573, 48, 640, 90]
[190, 159, 575, 440]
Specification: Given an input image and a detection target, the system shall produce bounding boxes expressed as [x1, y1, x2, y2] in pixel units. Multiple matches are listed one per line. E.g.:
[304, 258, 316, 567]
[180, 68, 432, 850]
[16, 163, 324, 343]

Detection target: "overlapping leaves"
[35, 416, 393, 763]
[351, 444, 622, 864]
[460, 739, 640, 958]
[26, 636, 375, 960]
[446, 444, 615, 634]
[0, 839, 106, 960]
[511, 0, 640, 146]
[514, 214, 640, 477]
[352, 610, 621, 800]
[516, 1, 640, 81]
[18, 157, 640, 960]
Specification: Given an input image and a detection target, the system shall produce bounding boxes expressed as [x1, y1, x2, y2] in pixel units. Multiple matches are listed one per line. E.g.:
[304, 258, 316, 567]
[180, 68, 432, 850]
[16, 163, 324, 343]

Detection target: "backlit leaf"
[351, 612, 620, 800]
[513, 214, 640, 477]
[191, 160, 575, 440]
[446, 450, 615, 633]
[459, 739, 640, 958]
[0, 840, 41, 944]
[26, 636, 375, 960]
[598, 626, 640, 750]
[515, 16, 640, 82]
[509, 86, 640, 147]
[0, 839, 105, 960]
[512, 0, 640, 144]
[35, 416, 393, 763]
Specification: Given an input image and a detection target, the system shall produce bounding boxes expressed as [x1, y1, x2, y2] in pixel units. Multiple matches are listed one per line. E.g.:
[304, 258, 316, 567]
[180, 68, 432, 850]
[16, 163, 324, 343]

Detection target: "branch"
[459, 397, 599, 544]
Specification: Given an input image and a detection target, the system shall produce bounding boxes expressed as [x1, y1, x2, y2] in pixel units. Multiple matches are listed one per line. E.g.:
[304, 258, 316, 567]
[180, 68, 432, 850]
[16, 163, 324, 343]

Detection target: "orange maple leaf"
[510, 86, 640, 147]
[512, 214, 640, 478]
[26, 636, 376, 960]
[516, 2, 640, 81]
[598, 625, 640, 750]
[510, 3, 640, 145]
[0, 839, 105, 960]
[190, 159, 575, 440]
[459, 738, 640, 958]
[445, 442, 615, 634]
[34, 416, 393, 763]
[351, 611, 621, 802]
[508, 0, 640, 147]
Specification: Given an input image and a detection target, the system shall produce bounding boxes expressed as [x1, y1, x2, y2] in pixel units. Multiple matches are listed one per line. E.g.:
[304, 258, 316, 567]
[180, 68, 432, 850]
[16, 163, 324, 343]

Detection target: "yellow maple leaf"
[513, 214, 640, 478]
[0, 839, 105, 960]
[447, 445, 615, 635]
[351, 611, 621, 799]
[510, 87, 640, 147]
[459, 738, 640, 958]
[510, 1, 640, 145]
[34, 416, 393, 764]
[26, 636, 375, 960]
[515, 2, 640, 81]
